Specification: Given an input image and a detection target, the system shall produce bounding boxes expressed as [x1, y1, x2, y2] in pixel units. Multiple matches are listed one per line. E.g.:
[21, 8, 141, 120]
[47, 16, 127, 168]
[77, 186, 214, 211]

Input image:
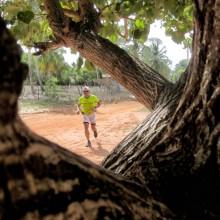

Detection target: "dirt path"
[21, 101, 148, 164]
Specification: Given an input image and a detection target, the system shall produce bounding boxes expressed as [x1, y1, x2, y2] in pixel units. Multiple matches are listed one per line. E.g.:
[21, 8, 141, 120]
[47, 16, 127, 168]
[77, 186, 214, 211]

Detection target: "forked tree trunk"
[105, 1, 220, 218]
[101, 74, 187, 175]
[0, 18, 173, 220]
[41, 0, 174, 111]
[0, 0, 220, 219]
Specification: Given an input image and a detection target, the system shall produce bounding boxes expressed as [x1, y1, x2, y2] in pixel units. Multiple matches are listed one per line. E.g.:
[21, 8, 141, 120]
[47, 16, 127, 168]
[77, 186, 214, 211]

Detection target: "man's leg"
[91, 123, 98, 138]
[90, 114, 98, 138]
[83, 122, 91, 147]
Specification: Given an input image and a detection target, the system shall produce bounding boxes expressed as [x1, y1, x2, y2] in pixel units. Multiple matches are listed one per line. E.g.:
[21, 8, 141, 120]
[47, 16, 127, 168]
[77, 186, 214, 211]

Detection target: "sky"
[63, 21, 189, 70]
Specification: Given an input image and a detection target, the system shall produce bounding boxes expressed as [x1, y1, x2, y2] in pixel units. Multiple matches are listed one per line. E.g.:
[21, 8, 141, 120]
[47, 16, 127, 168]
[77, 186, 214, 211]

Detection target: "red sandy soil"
[21, 101, 148, 165]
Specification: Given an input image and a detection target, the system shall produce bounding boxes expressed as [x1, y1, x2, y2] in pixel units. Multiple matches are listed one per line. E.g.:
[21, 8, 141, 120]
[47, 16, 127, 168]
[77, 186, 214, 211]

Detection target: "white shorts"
[83, 113, 96, 124]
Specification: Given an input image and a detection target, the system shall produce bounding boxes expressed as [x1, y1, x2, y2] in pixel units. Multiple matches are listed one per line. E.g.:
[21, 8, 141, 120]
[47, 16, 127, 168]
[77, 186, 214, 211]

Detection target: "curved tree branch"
[33, 40, 64, 55]
[0, 16, 174, 219]
[40, 0, 174, 110]
[66, 33, 173, 109]
[0, 119, 174, 219]
[104, 1, 220, 218]
[43, 0, 71, 36]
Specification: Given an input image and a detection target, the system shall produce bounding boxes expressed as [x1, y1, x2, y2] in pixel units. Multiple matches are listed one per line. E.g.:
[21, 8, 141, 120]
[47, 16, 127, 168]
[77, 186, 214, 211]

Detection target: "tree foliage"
[1, 0, 193, 46]
[1, 0, 220, 220]
[1, 0, 192, 81]
[141, 38, 172, 78]
[119, 38, 172, 79]
[22, 49, 99, 86]
[171, 59, 189, 82]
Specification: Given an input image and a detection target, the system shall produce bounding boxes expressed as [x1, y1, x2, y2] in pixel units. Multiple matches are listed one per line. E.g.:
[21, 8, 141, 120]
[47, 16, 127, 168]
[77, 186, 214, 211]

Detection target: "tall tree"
[0, 1, 220, 220]
[27, 48, 36, 95]
[119, 38, 172, 79]
[171, 59, 189, 82]
[141, 38, 172, 78]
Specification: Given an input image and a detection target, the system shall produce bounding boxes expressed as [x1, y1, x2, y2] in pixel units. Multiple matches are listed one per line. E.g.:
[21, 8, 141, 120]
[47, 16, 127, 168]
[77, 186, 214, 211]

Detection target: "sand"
[21, 101, 148, 164]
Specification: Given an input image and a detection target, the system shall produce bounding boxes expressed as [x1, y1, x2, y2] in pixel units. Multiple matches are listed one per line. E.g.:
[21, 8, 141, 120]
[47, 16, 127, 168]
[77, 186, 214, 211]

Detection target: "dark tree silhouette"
[0, 0, 220, 219]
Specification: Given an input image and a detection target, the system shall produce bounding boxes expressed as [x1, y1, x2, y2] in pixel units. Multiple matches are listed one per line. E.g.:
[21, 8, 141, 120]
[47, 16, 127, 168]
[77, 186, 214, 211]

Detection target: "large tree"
[0, 0, 220, 220]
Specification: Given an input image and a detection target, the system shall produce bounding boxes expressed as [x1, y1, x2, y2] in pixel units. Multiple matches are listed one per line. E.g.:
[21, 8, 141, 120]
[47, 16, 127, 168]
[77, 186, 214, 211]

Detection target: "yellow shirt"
[79, 95, 99, 115]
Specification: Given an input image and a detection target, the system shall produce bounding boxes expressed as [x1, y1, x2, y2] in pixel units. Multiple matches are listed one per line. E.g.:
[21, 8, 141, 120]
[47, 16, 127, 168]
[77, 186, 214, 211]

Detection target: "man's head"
[82, 86, 90, 97]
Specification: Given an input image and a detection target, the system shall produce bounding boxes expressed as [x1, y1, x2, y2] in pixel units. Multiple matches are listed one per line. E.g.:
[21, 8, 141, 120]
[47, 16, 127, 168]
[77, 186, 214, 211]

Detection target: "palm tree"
[171, 59, 189, 82]
[118, 38, 172, 79]
[141, 38, 172, 78]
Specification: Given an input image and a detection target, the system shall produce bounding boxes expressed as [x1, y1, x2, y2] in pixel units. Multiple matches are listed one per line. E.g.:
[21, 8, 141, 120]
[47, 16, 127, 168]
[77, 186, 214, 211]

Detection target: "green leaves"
[77, 57, 83, 70]
[17, 10, 34, 24]
[171, 59, 189, 82]
[115, 3, 121, 12]
[85, 61, 95, 71]
[132, 26, 149, 42]
[135, 19, 145, 29]
[133, 29, 142, 39]
[77, 57, 96, 71]
[183, 5, 193, 18]
[2, 0, 193, 48]
[132, 18, 149, 41]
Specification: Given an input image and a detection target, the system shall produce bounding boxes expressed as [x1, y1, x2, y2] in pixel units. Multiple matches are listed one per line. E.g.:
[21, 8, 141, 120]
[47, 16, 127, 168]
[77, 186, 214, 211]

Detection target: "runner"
[76, 86, 101, 147]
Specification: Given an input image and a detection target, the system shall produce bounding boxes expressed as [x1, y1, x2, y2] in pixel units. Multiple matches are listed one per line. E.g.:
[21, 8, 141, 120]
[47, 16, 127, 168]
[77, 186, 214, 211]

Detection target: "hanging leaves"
[85, 60, 95, 71]
[133, 29, 143, 39]
[77, 57, 84, 70]
[17, 10, 34, 24]
[2, 0, 193, 46]
[115, 3, 121, 12]
[135, 19, 145, 29]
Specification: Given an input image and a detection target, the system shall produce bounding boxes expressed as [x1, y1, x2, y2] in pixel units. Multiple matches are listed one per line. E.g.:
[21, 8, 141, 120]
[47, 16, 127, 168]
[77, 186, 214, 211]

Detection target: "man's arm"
[96, 100, 101, 108]
[94, 98, 101, 112]
[76, 103, 83, 114]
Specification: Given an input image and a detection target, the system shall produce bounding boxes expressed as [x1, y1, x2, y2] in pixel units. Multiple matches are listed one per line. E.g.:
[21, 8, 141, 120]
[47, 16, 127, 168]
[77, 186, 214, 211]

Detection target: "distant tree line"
[22, 36, 190, 95]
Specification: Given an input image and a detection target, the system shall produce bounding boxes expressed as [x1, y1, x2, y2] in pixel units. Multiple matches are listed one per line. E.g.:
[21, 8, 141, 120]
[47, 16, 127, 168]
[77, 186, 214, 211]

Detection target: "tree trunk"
[42, 0, 220, 218]
[27, 49, 35, 96]
[33, 57, 44, 92]
[41, 0, 174, 111]
[106, 0, 220, 218]
[101, 71, 188, 174]
[0, 17, 173, 220]
[101, 97, 178, 175]
[1, 0, 220, 219]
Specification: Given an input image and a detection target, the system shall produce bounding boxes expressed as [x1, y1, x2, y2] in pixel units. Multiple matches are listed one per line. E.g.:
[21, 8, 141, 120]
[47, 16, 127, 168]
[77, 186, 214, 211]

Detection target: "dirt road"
[21, 101, 148, 164]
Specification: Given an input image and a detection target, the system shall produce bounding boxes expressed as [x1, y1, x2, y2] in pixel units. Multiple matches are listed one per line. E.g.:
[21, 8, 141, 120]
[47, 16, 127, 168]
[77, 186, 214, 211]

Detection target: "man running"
[76, 86, 101, 147]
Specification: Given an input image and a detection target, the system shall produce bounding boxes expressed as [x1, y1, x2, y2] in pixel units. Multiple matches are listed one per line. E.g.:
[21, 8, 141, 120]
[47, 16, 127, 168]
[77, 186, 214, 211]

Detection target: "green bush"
[44, 76, 60, 98]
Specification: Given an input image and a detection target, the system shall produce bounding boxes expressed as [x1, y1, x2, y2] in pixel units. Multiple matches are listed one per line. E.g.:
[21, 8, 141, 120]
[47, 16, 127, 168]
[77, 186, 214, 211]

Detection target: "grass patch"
[19, 99, 74, 113]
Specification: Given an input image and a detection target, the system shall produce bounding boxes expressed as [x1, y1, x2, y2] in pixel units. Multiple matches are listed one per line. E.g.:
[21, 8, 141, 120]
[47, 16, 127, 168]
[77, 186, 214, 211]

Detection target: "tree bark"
[101, 68, 189, 173]
[41, 0, 173, 110]
[1, 0, 220, 219]
[0, 17, 174, 220]
[105, 0, 220, 218]
[41, 0, 220, 218]
[0, 120, 172, 220]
